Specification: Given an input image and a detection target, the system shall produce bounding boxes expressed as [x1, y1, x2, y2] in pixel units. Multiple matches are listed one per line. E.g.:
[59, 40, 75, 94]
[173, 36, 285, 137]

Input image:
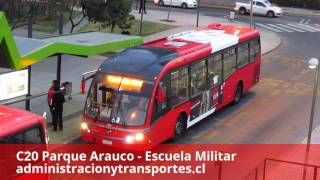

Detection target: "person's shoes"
[59, 128, 63, 131]
[53, 128, 57, 132]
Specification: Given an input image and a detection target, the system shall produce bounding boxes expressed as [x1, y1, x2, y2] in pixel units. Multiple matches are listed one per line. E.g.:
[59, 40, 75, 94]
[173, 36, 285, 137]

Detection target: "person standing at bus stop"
[47, 80, 58, 124]
[51, 83, 65, 131]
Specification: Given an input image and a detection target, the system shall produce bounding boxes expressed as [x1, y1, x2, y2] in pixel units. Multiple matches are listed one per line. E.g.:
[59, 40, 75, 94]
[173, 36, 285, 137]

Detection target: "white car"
[234, 0, 283, 17]
[154, 0, 198, 9]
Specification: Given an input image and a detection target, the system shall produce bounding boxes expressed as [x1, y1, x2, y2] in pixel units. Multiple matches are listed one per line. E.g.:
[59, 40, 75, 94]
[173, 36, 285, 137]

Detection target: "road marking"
[191, 129, 221, 142]
[289, 23, 320, 32]
[299, 18, 305, 24]
[286, 24, 316, 32]
[305, 19, 311, 24]
[224, 111, 248, 127]
[255, 23, 282, 32]
[205, 130, 221, 140]
[267, 24, 294, 32]
[276, 24, 306, 32]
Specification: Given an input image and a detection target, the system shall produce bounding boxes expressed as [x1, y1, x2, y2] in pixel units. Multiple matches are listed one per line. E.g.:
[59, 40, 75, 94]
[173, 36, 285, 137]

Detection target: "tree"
[81, 0, 134, 33]
[0, 0, 35, 30]
[67, 0, 87, 33]
[47, 0, 57, 20]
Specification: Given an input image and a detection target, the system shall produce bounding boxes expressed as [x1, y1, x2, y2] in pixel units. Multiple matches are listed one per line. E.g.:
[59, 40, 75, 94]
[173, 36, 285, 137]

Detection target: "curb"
[262, 36, 282, 56]
[300, 124, 320, 144]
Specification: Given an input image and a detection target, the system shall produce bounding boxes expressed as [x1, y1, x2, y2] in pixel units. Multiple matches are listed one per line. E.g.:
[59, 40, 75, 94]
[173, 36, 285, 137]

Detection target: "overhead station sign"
[0, 69, 28, 101]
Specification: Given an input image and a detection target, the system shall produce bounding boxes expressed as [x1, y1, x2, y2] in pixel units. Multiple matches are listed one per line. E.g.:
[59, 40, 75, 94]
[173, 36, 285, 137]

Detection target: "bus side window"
[190, 60, 207, 97]
[223, 47, 237, 80]
[238, 42, 250, 68]
[250, 38, 260, 61]
[169, 67, 189, 107]
[208, 53, 222, 87]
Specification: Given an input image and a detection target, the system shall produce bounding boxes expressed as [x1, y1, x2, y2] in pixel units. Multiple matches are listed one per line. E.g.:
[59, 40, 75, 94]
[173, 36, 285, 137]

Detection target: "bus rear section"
[81, 23, 261, 149]
[0, 105, 48, 179]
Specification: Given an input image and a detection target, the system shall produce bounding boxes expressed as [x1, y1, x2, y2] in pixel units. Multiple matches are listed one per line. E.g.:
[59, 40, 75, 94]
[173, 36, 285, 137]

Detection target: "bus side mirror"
[156, 88, 165, 103]
[81, 79, 86, 94]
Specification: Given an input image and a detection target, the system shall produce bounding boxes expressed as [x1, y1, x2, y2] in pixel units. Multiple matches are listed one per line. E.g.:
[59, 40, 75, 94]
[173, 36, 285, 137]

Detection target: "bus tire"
[233, 82, 243, 105]
[173, 115, 187, 141]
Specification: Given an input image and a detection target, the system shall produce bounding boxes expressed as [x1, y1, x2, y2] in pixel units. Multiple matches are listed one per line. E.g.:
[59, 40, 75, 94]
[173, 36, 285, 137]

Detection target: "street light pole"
[307, 58, 320, 149]
[303, 58, 320, 180]
[250, 0, 253, 28]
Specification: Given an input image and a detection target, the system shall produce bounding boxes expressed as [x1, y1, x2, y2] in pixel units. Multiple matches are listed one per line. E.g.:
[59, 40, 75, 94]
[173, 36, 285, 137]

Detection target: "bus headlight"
[135, 133, 144, 141]
[81, 122, 88, 130]
[125, 135, 134, 144]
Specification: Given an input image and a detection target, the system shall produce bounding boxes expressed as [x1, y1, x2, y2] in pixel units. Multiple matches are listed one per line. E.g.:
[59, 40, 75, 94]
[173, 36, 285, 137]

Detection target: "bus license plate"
[102, 139, 112, 145]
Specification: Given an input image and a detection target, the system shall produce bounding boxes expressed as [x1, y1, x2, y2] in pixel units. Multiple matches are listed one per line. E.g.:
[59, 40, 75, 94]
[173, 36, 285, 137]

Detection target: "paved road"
[145, 3, 320, 32]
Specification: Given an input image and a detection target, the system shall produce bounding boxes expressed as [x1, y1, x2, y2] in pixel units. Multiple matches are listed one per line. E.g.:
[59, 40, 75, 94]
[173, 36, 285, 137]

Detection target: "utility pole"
[166, 0, 173, 21]
[196, 0, 201, 27]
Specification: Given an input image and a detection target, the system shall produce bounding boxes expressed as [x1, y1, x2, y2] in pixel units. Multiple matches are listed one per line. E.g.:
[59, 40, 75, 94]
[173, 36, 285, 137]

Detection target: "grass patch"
[78, 20, 177, 36]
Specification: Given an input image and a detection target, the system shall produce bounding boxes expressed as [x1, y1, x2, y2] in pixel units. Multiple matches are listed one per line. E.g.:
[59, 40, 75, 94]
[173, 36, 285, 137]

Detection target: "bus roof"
[100, 46, 178, 81]
[100, 24, 259, 81]
[0, 105, 44, 138]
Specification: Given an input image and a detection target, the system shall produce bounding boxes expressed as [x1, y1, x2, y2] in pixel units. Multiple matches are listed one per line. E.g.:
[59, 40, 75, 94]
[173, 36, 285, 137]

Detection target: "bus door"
[208, 53, 223, 109]
[189, 54, 223, 126]
[189, 60, 211, 125]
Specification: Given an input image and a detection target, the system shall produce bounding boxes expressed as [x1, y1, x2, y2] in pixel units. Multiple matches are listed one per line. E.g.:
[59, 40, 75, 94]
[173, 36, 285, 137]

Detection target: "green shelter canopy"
[0, 12, 143, 70]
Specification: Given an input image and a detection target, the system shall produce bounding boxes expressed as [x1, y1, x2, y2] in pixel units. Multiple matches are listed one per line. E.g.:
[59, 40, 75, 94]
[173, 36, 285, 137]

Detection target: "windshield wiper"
[114, 94, 128, 128]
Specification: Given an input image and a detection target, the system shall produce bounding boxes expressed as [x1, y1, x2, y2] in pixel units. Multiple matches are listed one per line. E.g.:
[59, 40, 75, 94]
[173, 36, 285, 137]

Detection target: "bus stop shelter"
[0, 11, 143, 107]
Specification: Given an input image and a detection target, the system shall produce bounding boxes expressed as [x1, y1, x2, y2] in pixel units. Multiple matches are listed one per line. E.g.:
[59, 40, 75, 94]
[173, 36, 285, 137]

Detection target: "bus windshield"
[85, 73, 153, 126]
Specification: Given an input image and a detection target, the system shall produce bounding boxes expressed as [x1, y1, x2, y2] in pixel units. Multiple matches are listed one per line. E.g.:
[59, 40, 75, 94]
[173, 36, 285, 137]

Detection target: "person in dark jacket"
[47, 80, 59, 124]
[51, 83, 65, 131]
[139, 0, 147, 14]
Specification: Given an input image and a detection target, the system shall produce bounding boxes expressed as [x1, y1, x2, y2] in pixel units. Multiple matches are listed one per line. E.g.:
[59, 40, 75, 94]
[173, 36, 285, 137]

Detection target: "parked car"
[234, 0, 283, 17]
[154, 0, 198, 9]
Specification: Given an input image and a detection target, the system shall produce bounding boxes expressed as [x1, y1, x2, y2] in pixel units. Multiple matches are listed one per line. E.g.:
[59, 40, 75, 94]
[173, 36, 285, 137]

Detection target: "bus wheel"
[173, 115, 186, 140]
[233, 83, 243, 104]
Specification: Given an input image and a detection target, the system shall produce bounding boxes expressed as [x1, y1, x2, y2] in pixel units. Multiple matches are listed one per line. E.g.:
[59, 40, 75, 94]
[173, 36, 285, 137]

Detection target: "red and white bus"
[0, 105, 48, 144]
[81, 23, 261, 148]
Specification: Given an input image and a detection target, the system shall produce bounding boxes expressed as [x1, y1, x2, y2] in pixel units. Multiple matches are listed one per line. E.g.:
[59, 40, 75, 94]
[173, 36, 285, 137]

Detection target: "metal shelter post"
[25, 16, 33, 111]
[57, 13, 64, 84]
